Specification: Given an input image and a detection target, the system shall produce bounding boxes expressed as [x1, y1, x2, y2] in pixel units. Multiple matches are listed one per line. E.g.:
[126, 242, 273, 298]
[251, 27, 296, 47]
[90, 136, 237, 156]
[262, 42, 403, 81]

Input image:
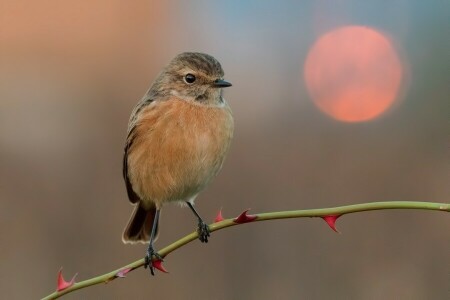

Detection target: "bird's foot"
[144, 245, 163, 276]
[197, 221, 210, 243]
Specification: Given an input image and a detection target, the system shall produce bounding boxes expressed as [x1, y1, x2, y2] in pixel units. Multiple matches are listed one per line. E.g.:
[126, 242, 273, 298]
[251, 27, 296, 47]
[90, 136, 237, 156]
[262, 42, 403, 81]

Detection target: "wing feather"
[123, 125, 140, 203]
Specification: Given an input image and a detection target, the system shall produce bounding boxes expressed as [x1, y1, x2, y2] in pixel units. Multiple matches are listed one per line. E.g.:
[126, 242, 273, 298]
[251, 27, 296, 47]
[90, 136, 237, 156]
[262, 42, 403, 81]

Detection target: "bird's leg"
[186, 202, 210, 243]
[144, 209, 162, 276]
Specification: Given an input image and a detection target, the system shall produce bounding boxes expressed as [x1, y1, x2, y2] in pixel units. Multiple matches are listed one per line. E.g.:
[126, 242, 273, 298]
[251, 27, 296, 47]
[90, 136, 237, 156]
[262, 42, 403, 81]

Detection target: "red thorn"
[153, 260, 169, 273]
[321, 215, 342, 233]
[233, 209, 257, 224]
[56, 268, 77, 292]
[214, 208, 225, 223]
[116, 267, 132, 278]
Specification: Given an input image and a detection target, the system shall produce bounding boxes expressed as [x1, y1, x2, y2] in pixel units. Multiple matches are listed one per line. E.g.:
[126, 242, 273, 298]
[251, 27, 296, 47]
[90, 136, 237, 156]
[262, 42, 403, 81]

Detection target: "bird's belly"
[128, 100, 233, 208]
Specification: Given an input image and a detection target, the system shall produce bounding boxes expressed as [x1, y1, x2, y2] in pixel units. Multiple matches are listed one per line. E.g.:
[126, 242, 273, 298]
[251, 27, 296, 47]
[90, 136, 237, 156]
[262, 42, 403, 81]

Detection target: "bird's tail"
[122, 204, 159, 244]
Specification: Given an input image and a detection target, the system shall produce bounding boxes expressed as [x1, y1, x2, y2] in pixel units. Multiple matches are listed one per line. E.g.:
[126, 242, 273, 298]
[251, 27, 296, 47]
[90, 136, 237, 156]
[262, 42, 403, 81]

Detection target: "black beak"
[213, 79, 232, 88]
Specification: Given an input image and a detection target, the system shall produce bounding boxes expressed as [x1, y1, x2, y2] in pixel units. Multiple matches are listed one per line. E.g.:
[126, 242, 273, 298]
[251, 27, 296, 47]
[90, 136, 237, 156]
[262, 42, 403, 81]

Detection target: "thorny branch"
[42, 201, 449, 300]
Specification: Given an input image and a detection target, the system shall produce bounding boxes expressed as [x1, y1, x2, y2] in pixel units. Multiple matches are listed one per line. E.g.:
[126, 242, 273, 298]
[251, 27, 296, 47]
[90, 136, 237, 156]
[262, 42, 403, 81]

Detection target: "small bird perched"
[122, 52, 234, 275]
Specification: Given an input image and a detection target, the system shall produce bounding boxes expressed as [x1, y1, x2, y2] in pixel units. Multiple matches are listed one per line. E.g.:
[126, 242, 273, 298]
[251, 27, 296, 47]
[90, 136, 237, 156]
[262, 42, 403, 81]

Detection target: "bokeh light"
[304, 25, 403, 122]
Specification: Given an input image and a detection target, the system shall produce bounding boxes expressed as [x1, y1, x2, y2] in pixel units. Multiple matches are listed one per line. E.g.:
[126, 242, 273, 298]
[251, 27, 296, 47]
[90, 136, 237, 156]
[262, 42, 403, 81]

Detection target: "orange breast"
[127, 98, 233, 208]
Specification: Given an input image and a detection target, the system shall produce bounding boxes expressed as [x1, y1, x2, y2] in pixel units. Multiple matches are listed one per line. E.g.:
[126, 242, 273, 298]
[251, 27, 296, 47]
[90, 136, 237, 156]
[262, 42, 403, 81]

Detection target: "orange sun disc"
[304, 26, 403, 122]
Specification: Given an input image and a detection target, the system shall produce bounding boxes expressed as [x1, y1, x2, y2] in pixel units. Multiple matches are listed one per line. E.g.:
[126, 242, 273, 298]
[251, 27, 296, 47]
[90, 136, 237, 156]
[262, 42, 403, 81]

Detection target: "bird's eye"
[184, 73, 196, 84]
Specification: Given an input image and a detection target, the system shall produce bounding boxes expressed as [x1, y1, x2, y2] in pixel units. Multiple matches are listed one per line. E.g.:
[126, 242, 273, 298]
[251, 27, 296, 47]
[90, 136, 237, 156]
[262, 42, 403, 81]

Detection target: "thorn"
[321, 215, 342, 233]
[233, 209, 257, 224]
[153, 259, 169, 273]
[116, 267, 133, 278]
[214, 208, 225, 223]
[56, 268, 77, 292]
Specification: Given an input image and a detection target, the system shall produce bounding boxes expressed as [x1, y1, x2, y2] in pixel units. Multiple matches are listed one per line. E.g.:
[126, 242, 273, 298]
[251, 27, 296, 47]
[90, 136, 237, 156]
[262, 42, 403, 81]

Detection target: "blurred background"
[1, 1, 449, 299]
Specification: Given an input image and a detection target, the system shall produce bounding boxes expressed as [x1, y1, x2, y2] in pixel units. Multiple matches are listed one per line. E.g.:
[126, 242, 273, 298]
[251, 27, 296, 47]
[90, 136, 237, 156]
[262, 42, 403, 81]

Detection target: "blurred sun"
[304, 26, 403, 122]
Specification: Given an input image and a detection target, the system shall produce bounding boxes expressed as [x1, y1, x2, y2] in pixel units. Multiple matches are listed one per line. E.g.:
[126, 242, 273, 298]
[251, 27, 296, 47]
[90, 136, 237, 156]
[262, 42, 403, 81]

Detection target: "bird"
[121, 52, 234, 275]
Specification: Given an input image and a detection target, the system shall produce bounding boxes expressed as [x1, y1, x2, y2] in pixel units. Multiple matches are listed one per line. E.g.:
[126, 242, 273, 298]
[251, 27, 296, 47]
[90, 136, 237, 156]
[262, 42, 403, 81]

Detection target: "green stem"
[42, 201, 449, 300]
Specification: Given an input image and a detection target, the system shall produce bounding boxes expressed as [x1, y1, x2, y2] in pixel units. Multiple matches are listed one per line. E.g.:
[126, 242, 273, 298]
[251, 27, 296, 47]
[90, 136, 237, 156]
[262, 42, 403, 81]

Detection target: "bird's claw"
[197, 221, 210, 243]
[144, 246, 163, 276]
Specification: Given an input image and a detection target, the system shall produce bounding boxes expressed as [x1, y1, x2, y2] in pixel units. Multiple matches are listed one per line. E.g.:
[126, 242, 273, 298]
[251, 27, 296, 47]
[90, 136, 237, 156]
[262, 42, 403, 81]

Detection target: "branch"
[42, 201, 449, 300]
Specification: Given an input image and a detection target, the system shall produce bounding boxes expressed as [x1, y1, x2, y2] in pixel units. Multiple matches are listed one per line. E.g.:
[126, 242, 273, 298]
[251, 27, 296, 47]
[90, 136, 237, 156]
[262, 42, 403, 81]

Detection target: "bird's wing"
[123, 90, 158, 204]
[123, 125, 140, 203]
[123, 91, 157, 204]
